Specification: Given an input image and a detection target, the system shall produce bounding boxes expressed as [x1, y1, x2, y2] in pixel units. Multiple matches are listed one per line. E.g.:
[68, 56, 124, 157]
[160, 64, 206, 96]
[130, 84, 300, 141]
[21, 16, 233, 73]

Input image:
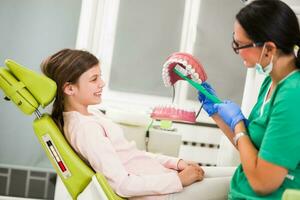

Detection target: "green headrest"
[0, 59, 57, 115]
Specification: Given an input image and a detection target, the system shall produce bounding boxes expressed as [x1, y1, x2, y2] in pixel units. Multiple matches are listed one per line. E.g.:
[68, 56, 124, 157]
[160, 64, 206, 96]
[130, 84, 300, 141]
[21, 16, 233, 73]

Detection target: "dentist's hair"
[236, 0, 300, 68]
[41, 49, 99, 132]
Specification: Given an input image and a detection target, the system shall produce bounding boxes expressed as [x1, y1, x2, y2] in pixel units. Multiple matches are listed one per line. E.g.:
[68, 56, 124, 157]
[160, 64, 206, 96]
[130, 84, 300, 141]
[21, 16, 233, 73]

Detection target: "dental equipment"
[151, 52, 221, 125]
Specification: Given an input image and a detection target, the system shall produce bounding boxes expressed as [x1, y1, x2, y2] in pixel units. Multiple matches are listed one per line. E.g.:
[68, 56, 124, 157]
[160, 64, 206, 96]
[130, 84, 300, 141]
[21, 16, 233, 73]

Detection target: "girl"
[42, 48, 233, 200]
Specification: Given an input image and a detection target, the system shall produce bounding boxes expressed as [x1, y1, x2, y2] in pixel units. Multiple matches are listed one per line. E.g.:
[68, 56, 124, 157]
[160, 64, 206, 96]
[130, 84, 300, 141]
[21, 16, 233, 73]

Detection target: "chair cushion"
[5, 59, 57, 108]
[33, 114, 95, 199]
[0, 67, 38, 115]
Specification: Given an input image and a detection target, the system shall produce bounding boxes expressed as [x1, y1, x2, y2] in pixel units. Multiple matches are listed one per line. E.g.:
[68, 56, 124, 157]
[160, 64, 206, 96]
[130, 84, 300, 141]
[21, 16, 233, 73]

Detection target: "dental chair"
[0, 59, 125, 200]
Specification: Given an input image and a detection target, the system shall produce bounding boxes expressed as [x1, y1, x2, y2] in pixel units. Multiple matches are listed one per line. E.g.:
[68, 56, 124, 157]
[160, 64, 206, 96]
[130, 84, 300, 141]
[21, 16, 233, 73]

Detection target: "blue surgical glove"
[198, 82, 218, 116]
[213, 100, 246, 131]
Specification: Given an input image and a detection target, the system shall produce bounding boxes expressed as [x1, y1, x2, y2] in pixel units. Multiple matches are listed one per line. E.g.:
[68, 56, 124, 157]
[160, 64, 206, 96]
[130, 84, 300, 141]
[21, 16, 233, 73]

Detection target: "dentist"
[199, 0, 300, 199]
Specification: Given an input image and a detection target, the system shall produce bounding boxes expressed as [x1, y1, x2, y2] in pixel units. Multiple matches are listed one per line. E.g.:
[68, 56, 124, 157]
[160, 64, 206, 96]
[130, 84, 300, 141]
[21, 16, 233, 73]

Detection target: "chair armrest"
[95, 173, 126, 200]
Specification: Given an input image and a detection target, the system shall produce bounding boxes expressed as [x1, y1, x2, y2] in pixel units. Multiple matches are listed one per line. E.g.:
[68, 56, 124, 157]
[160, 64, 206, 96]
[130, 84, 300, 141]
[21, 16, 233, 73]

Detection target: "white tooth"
[193, 73, 199, 79]
[165, 72, 170, 77]
[187, 69, 195, 76]
[162, 73, 168, 78]
[165, 60, 172, 66]
[177, 66, 187, 76]
[182, 60, 188, 66]
[174, 58, 180, 62]
[190, 68, 195, 74]
[163, 64, 169, 69]
[170, 58, 177, 63]
[165, 77, 170, 83]
[186, 65, 192, 70]
[196, 78, 202, 84]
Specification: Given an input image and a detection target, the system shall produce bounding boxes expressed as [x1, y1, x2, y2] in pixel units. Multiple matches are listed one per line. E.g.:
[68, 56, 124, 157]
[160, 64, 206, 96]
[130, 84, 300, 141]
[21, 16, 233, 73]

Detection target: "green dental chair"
[0, 59, 125, 200]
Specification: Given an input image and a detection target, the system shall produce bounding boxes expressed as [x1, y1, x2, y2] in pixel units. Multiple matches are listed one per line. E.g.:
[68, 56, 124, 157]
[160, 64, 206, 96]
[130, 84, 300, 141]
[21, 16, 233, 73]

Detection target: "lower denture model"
[150, 52, 209, 124]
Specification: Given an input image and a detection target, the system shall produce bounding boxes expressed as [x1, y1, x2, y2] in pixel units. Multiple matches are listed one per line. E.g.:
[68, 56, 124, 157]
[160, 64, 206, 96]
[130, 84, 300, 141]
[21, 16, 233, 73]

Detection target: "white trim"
[175, 0, 201, 106]
[94, 0, 120, 88]
[76, 0, 99, 49]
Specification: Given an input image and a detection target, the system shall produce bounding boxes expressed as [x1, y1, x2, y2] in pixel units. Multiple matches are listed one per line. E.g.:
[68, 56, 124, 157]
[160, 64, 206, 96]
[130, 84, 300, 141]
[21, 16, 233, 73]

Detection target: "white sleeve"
[70, 121, 183, 197]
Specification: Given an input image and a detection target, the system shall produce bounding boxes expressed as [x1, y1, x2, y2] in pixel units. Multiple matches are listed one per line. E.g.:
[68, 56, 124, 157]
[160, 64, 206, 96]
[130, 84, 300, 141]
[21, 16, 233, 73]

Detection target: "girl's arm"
[71, 122, 183, 197]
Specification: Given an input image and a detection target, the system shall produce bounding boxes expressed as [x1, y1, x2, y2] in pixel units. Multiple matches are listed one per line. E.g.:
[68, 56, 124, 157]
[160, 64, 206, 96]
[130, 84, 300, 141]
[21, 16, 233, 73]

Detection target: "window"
[77, 0, 251, 123]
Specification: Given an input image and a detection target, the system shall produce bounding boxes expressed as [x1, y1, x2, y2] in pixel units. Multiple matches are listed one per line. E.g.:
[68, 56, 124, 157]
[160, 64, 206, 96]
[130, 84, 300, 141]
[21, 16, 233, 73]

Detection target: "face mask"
[255, 44, 273, 76]
[255, 56, 273, 75]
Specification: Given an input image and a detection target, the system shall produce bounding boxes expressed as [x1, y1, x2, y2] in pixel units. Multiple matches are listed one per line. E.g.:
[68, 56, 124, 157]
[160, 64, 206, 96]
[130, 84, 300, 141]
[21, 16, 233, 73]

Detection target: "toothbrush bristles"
[174, 65, 188, 76]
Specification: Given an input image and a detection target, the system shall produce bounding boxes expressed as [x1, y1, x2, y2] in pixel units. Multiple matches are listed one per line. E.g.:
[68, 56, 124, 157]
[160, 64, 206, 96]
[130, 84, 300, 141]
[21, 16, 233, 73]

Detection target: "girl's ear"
[63, 82, 75, 96]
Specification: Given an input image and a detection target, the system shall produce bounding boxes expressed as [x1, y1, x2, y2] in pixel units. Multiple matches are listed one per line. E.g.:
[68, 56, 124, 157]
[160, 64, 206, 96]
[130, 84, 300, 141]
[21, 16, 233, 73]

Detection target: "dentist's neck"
[270, 54, 297, 85]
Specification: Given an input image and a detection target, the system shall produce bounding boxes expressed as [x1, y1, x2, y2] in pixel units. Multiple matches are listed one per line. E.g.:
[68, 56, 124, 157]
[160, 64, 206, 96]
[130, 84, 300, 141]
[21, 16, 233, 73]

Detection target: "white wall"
[0, 0, 81, 169]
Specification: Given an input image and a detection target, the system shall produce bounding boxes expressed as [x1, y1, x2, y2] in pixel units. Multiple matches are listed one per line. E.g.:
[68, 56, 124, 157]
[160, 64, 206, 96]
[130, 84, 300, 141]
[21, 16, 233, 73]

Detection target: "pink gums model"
[151, 52, 208, 124]
[151, 105, 196, 124]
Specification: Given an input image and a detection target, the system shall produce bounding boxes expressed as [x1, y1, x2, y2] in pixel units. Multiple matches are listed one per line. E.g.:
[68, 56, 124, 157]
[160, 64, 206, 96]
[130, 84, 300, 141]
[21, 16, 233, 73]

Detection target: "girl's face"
[72, 64, 105, 106]
[233, 21, 265, 68]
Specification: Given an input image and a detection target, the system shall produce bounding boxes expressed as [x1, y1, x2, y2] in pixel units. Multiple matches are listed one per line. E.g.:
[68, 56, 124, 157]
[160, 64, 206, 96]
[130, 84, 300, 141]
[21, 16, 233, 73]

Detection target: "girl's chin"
[91, 98, 102, 105]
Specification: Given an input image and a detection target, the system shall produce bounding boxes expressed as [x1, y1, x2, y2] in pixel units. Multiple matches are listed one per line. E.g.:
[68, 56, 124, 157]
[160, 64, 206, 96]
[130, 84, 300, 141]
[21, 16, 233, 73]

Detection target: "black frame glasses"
[232, 36, 264, 54]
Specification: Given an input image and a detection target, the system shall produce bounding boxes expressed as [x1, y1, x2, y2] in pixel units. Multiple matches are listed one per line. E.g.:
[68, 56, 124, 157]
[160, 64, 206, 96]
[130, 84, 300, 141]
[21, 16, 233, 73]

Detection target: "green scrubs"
[229, 70, 300, 200]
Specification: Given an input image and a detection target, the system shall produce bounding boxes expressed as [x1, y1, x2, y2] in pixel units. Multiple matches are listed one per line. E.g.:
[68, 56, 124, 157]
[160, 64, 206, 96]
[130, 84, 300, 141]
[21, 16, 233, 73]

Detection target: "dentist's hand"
[198, 82, 218, 116]
[213, 100, 247, 131]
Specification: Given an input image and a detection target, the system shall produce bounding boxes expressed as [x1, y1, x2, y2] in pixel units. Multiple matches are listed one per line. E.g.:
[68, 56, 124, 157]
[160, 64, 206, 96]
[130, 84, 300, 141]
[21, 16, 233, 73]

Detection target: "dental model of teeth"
[162, 52, 207, 87]
[150, 52, 208, 124]
[151, 105, 196, 124]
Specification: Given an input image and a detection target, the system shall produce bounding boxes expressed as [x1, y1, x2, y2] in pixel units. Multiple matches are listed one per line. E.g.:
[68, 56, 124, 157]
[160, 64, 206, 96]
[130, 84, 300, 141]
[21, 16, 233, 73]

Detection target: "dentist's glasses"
[232, 36, 264, 54]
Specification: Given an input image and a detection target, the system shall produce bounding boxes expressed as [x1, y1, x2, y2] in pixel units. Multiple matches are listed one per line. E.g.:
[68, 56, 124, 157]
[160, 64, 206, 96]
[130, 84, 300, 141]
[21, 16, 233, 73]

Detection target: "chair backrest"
[0, 59, 122, 199]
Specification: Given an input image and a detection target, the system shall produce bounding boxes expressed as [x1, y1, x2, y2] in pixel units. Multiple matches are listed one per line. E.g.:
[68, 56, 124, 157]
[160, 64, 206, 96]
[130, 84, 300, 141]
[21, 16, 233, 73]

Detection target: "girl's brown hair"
[41, 49, 99, 132]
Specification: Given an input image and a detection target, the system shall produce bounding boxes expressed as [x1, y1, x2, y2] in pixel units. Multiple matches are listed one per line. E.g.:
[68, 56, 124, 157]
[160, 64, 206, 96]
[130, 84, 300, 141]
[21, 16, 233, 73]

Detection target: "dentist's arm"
[214, 101, 288, 195]
[211, 114, 236, 146]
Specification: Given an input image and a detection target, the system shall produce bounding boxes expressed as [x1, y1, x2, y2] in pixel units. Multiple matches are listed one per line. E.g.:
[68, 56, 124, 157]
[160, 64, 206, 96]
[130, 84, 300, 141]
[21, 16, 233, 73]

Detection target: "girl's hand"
[177, 159, 189, 171]
[177, 159, 200, 171]
[178, 165, 204, 187]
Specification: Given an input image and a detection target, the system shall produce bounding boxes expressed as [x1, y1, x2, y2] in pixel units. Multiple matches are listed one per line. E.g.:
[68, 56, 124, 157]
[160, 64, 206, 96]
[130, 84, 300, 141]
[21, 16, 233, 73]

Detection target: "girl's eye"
[91, 77, 98, 82]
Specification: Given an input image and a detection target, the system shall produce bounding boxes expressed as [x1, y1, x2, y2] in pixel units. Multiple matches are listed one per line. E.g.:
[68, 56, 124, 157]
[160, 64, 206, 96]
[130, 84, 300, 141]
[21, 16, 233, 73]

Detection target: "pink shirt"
[63, 109, 183, 200]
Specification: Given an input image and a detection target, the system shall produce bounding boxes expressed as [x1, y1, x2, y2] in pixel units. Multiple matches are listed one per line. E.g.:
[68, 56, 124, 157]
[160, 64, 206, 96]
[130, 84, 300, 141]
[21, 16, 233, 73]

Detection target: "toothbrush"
[173, 65, 222, 103]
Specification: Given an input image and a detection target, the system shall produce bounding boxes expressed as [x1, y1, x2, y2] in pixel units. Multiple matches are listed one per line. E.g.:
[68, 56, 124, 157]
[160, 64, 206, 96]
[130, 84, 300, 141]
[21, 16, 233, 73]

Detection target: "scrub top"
[229, 70, 300, 200]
